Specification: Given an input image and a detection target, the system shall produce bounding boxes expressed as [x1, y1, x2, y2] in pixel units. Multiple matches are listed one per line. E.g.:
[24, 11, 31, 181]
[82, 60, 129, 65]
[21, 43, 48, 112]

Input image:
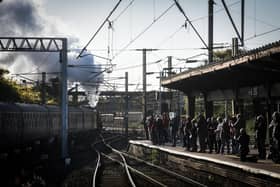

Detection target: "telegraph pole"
[142, 49, 148, 139]
[167, 56, 172, 77]
[168, 56, 172, 112]
[139, 48, 157, 139]
[41, 72, 46, 105]
[208, 0, 214, 64]
[125, 72, 128, 140]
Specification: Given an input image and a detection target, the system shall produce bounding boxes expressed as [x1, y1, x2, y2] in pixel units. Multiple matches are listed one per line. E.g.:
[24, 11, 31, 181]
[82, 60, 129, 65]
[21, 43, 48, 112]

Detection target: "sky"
[1, 0, 280, 93]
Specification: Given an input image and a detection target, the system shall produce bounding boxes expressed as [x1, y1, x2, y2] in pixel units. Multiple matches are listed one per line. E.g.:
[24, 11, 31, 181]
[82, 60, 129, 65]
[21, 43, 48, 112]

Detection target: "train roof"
[16, 103, 48, 112]
[80, 106, 96, 112]
[44, 105, 60, 112]
[0, 102, 95, 112]
[0, 102, 21, 112]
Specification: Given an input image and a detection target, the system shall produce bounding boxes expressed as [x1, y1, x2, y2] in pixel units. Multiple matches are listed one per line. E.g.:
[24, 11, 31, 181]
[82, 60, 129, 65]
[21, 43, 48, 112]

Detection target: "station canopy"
[161, 41, 280, 96]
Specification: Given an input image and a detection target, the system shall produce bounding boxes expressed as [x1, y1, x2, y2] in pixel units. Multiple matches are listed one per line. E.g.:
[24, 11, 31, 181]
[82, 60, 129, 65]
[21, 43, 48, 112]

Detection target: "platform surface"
[129, 140, 280, 179]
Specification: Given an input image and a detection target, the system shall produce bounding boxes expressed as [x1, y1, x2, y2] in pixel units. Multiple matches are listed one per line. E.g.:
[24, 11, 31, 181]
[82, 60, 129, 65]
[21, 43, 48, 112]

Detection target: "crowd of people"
[146, 111, 280, 163]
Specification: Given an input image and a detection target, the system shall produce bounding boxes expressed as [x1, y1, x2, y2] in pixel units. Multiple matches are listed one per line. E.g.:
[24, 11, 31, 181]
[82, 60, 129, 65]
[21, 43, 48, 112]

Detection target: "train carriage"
[0, 102, 97, 150]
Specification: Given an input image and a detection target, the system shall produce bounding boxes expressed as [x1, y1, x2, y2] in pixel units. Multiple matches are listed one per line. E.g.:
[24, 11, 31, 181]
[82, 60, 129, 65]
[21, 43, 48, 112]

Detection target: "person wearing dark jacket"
[221, 117, 231, 154]
[184, 116, 192, 151]
[207, 117, 217, 153]
[255, 115, 267, 159]
[197, 114, 208, 153]
[269, 112, 280, 163]
[233, 114, 245, 154]
[190, 118, 198, 152]
[171, 114, 179, 147]
[237, 128, 250, 161]
[162, 112, 170, 143]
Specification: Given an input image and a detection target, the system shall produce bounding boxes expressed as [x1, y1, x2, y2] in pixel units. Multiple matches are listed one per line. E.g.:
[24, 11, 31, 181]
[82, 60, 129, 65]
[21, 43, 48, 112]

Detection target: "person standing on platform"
[190, 118, 198, 152]
[230, 115, 238, 154]
[180, 116, 187, 147]
[215, 117, 223, 154]
[162, 112, 170, 143]
[148, 115, 156, 144]
[207, 117, 217, 153]
[233, 114, 245, 154]
[269, 112, 280, 163]
[237, 128, 250, 161]
[156, 114, 164, 145]
[255, 115, 267, 159]
[184, 116, 192, 151]
[171, 113, 179, 147]
[144, 116, 150, 140]
[221, 117, 231, 154]
[197, 114, 208, 153]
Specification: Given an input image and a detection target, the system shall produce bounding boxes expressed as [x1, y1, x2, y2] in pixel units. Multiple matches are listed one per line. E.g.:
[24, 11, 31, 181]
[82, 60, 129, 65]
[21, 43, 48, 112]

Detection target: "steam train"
[0, 102, 98, 150]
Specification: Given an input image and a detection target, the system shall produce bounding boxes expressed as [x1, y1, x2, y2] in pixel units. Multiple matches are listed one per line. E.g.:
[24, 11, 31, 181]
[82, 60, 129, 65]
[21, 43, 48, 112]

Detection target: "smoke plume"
[0, 0, 103, 107]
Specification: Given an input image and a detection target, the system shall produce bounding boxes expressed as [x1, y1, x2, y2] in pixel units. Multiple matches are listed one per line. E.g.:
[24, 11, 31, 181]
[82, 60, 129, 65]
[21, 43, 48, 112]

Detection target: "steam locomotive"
[0, 102, 97, 150]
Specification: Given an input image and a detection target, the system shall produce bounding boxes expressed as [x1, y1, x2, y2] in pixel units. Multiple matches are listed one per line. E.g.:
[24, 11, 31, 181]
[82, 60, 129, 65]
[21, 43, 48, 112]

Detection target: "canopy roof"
[161, 41, 280, 95]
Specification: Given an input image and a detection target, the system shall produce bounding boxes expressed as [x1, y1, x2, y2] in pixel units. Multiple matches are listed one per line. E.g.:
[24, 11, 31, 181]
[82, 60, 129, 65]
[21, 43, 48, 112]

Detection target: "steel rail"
[99, 134, 136, 187]
[98, 133, 206, 187]
[101, 152, 167, 187]
[92, 149, 101, 187]
[121, 151, 207, 187]
[99, 134, 168, 186]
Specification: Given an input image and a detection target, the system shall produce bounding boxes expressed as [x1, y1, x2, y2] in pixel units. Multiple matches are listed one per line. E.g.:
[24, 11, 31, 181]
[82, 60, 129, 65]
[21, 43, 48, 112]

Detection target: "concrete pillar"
[232, 87, 243, 115]
[205, 100, 213, 119]
[204, 93, 213, 118]
[187, 95, 195, 118]
[252, 98, 262, 116]
[232, 99, 244, 116]
[265, 82, 272, 126]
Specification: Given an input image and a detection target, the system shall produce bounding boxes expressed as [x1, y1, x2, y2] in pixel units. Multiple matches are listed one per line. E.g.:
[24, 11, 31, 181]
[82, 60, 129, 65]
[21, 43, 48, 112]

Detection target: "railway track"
[92, 135, 206, 187]
[93, 150, 135, 187]
[62, 132, 127, 187]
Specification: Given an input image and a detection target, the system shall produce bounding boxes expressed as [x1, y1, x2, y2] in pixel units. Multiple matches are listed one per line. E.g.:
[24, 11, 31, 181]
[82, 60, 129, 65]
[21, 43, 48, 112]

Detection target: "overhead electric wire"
[77, 0, 123, 59]
[77, 1, 240, 53]
[112, 0, 135, 22]
[158, 0, 239, 51]
[12, 72, 60, 76]
[245, 27, 280, 41]
[192, 1, 241, 23]
[156, 24, 185, 48]
[155, 1, 240, 49]
[85, 67, 110, 82]
[111, 2, 176, 60]
[13, 74, 37, 83]
[113, 58, 166, 71]
[172, 0, 208, 49]
[174, 53, 208, 61]
[217, 1, 280, 42]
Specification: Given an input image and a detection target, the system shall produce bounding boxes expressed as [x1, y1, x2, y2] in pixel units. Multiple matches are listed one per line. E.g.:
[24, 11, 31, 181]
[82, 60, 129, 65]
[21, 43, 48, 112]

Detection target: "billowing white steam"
[68, 52, 103, 107]
[0, 0, 103, 107]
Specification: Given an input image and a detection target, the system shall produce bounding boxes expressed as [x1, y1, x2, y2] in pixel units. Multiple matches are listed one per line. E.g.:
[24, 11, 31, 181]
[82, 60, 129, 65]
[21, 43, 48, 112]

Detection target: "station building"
[161, 41, 280, 125]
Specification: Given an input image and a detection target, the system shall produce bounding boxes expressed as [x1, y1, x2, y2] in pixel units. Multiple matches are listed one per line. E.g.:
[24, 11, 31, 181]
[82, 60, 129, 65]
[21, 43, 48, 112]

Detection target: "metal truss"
[0, 36, 69, 159]
[0, 37, 65, 52]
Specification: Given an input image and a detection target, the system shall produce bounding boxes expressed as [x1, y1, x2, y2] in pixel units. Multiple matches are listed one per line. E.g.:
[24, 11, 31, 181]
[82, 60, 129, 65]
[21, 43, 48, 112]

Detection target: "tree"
[0, 68, 21, 102]
[213, 49, 232, 62]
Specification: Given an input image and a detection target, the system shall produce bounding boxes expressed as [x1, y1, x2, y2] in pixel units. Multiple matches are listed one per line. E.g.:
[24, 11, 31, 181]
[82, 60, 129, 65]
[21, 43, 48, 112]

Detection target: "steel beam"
[221, 0, 244, 46]
[0, 37, 69, 159]
[0, 37, 64, 52]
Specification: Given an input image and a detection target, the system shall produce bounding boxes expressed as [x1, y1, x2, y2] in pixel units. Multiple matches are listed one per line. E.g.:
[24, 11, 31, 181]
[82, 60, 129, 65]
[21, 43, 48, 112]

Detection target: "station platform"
[128, 140, 280, 187]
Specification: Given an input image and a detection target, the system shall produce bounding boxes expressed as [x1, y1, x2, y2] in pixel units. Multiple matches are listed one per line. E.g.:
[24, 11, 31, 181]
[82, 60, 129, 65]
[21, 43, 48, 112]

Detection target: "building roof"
[161, 40, 280, 94]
